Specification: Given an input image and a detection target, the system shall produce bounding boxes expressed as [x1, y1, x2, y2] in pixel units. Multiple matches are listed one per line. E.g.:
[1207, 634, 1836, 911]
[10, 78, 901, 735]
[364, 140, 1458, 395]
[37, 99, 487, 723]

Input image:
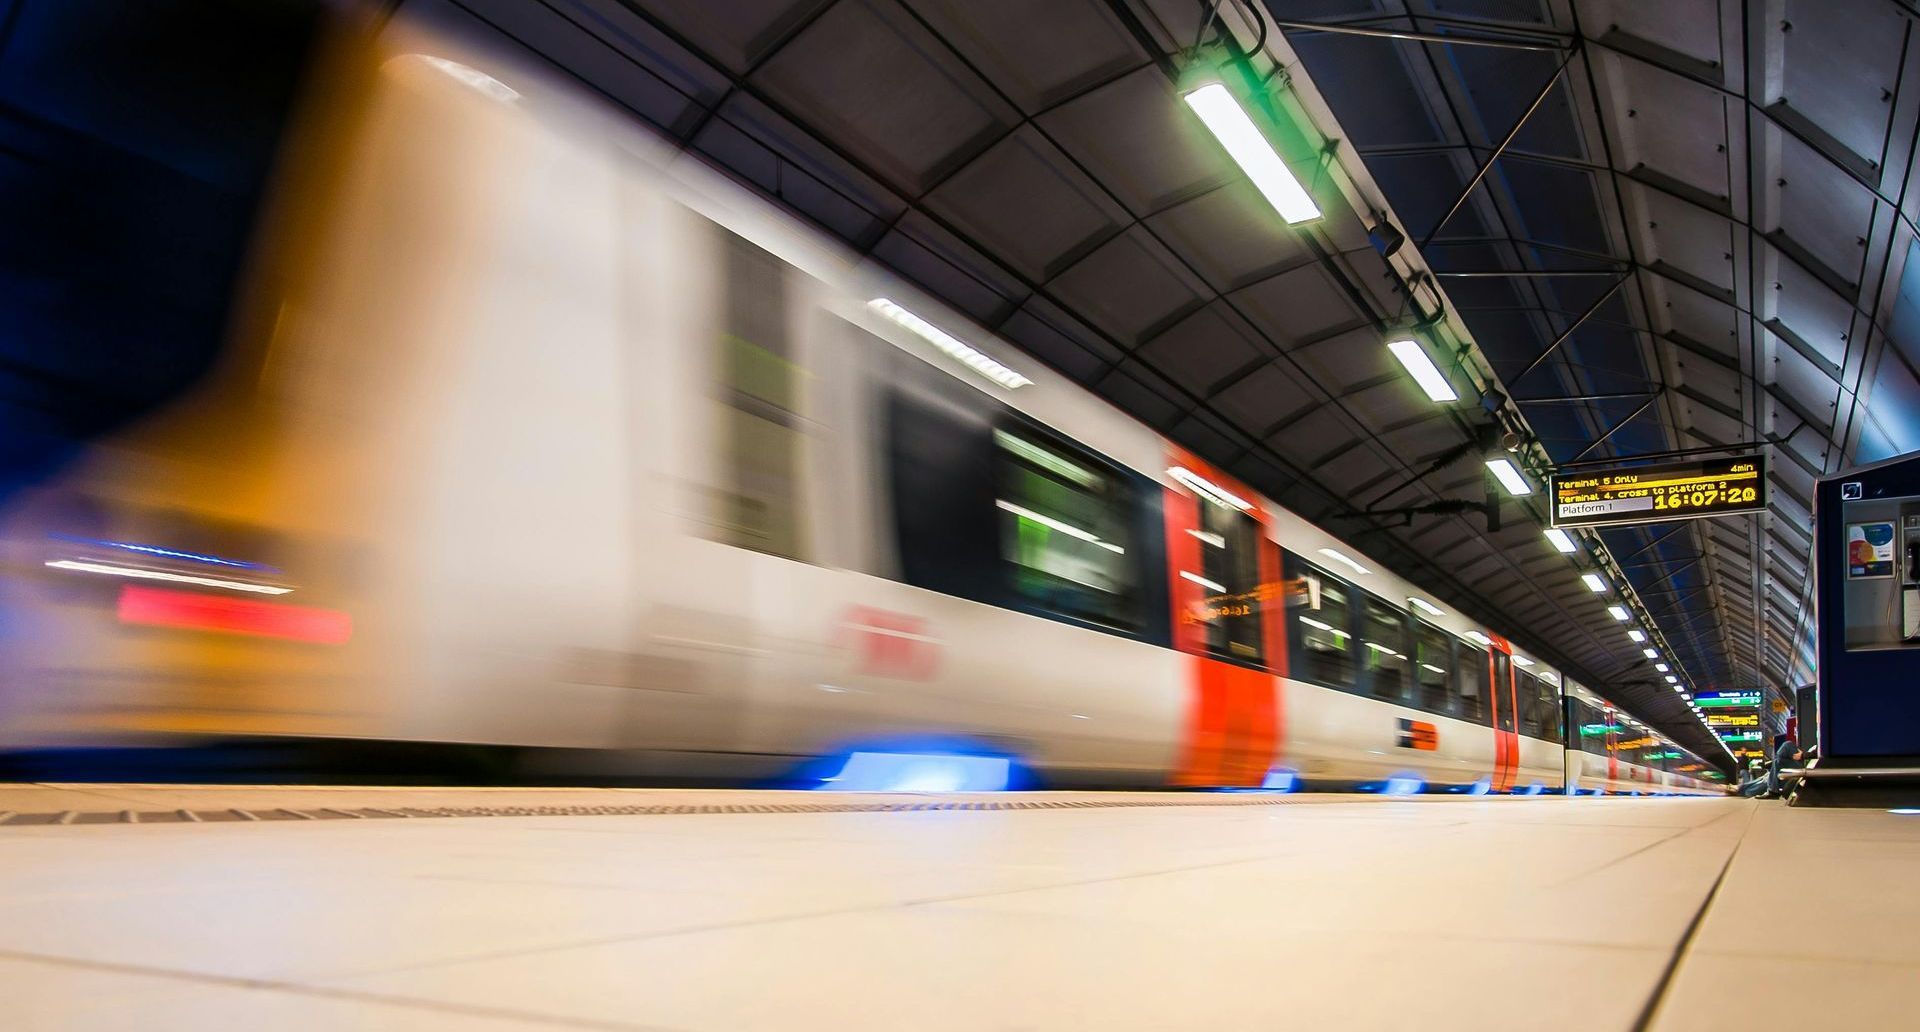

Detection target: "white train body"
[0, 22, 1720, 795]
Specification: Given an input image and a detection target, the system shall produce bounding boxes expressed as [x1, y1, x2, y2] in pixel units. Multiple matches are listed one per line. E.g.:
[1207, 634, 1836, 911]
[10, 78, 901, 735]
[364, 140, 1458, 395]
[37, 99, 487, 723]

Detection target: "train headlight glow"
[868, 298, 1032, 390]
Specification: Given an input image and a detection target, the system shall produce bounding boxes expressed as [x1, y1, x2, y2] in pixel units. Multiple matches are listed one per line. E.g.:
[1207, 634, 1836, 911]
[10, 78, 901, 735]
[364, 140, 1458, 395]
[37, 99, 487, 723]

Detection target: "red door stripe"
[1165, 451, 1281, 788]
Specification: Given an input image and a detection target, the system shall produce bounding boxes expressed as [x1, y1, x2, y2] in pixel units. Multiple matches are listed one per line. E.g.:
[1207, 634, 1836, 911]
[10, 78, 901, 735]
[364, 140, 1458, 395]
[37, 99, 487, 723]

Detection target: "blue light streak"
[50, 534, 274, 571]
[817, 751, 1012, 792]
[1260, 768, 1300, 792]
[1383, 772, 1425, 796]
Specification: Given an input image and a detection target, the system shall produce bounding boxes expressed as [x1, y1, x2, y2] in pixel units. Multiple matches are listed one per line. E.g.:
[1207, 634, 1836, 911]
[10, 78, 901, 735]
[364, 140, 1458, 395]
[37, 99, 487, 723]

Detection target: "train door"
[1561, 693, 1578, 794]
[1605, 705, 1621, 787]
[1487, 635, 1520, 791]
[612, 198, 809, 753]
[1163, 453, 1284, 787]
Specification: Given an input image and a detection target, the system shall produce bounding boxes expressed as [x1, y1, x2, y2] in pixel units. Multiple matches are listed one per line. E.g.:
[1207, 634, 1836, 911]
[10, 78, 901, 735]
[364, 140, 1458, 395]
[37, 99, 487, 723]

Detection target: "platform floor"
[0, 785, 1910, 1030]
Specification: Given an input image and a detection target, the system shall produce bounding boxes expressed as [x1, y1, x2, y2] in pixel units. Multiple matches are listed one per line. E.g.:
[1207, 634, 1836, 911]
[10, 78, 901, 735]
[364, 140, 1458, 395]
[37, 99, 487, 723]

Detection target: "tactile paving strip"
[0, 793, 1316, 828]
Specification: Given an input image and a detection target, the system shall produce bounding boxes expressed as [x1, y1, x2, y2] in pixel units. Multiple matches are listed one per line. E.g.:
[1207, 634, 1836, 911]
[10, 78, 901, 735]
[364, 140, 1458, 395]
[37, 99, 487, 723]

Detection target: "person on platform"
[1767, 732, 1803, 798]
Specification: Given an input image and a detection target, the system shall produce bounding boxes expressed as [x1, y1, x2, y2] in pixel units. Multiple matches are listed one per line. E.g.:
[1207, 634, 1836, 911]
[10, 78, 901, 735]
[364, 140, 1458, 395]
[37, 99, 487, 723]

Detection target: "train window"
[1516, 671, 1543, 737]
[1535, 678, 1563, 743]
[1192, 493, 1265, 665]
[714, 229, 803, 559]
[1490, 651, 1514, 732]
[993, 426, 1139, 630]
[1359, 594, 1411, 704]
[1574, 701, 1611, 757]
[1413, 622, 1452, 714]
[1454, 641, 1488, 723]
[1285, 559, 1354, 687]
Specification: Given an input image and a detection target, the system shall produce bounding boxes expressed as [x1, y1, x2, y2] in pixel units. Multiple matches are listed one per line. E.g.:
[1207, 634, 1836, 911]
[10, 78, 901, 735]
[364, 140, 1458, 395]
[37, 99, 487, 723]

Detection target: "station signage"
[1718, 730, 1763, 742]
[1705, 713, 1760, 728]
[1549, 455, 1768, 529]
[1695, 691, 1762, 708]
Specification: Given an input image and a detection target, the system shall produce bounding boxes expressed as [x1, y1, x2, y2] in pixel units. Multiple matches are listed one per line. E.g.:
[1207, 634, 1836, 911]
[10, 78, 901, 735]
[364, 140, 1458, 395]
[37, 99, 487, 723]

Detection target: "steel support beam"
[1514, 390, 1658, 404]
[1565, 395, 1660, 463]
[1435, 269, 1620, 278]
[1418, 46, 1579, 250]
[1270, 18, 1565, 52]
[1508, 271, 1632, 385]
[1555, 440, 1769, 469]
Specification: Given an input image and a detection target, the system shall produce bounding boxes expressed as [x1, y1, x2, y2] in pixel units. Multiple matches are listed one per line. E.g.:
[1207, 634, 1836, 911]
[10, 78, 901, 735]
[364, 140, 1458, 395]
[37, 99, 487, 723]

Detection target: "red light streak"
[117, 586, 351, 644]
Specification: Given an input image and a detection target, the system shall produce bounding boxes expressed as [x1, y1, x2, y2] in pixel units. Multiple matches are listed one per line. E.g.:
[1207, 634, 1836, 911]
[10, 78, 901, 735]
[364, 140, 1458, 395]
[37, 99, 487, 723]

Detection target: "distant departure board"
[1549, 455, 1767, 529]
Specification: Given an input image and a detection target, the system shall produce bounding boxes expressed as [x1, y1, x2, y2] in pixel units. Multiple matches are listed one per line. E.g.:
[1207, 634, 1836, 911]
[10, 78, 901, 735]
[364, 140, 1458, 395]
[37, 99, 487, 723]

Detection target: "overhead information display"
[1549, 455, 1768, 529]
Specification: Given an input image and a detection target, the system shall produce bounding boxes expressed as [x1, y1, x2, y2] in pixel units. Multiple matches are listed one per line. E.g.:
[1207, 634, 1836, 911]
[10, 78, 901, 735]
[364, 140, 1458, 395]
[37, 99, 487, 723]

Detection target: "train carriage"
[0, 19, 1722, 794]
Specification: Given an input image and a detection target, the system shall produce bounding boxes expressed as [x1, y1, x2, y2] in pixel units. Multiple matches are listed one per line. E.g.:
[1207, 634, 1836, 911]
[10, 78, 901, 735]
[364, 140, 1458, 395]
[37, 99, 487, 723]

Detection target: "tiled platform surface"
[0, 785, 1907, 1030]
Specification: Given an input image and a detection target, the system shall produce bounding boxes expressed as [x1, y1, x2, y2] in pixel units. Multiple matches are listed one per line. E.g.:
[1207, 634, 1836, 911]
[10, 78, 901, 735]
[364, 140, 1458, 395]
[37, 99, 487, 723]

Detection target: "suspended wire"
[1190, 0, 1269, 60]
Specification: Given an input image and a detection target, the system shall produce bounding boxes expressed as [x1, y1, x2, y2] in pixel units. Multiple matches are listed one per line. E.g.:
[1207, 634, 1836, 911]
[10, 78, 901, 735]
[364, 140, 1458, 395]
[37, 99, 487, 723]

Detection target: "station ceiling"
[388, 0, 1918, 761]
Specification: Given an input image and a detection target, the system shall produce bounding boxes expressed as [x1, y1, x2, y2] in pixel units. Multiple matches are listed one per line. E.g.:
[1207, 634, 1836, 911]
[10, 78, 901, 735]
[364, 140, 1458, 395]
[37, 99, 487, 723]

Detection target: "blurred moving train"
[0, 14, 1721, 794]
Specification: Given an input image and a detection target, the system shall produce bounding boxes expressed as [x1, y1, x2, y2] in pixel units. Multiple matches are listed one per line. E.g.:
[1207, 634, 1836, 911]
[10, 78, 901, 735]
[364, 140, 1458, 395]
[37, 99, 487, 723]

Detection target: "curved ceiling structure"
[1277, 0, 1920, 744]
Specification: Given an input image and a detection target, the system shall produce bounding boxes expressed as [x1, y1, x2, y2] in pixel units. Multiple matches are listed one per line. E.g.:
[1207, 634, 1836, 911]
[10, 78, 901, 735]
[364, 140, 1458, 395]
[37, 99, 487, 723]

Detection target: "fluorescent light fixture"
[1385, 338, 1458, 403]
[1581, 572, 1607, 592]
[1180, 82, 1320, 224]
[1665, 675, 1679, 683]
[1180, 570, 1227, 593]
[44, 559, 289, 596]
[996, 500, 1123, 553]
[1485, 458, 1533, 496]
[1408, 597, 1445, 618]
[1465, 630, 1492, 646]
[1627, 629, 1647, 643]
[1654, 662, 1669, 672]
[1317, 547, 1370, 576]
[1167, 467, 1252, 511]
[1608, 605, 1630, 621]
[869, 298, 1031, 389]
[1420, 663, 1446, 675]
[1643, 648, 1658, 659]
[1512, 655, 1535, 667]
[1544, 527, 1577, 553]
